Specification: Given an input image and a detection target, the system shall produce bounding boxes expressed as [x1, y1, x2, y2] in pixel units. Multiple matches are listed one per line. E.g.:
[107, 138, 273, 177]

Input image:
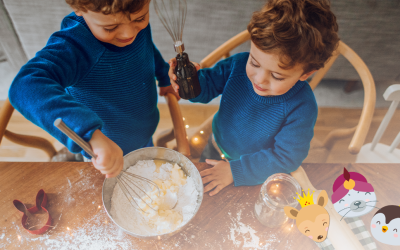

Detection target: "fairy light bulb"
[200, 131, 204, 134]
[185, 125, 189, 128]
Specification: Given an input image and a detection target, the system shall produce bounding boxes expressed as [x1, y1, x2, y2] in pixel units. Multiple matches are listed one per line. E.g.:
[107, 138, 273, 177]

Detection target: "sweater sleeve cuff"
[157, 76, 171, 87]
[189, 71, 206, 103]
[229, 159, 246, 186]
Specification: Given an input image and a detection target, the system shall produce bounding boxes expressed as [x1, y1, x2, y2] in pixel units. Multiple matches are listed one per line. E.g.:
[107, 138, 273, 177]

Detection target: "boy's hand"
[159, 85, 180, 100]
[200, 159, 234, 196]
[168, 58, 201, 93]
[88, 129, 123, 178]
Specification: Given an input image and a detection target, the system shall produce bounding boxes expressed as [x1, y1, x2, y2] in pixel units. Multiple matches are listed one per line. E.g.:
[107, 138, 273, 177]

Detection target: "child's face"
[75, 2, 150, 47]
[246, 42, 316, 97]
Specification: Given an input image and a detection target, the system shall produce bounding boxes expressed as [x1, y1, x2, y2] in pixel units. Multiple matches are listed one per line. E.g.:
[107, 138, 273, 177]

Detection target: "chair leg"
[155, 128, 175, 148]
[389, 131, 400, 153]
[371, 100, 399, 151]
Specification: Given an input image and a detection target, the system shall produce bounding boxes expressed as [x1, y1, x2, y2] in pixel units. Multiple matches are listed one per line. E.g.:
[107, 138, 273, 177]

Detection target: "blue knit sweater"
[191, 53, 318, 186]
[8, 13, 170, 158]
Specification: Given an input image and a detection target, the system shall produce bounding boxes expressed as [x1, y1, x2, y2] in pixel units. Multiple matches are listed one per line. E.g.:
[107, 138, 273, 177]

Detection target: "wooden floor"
[1, 102, 399, 163]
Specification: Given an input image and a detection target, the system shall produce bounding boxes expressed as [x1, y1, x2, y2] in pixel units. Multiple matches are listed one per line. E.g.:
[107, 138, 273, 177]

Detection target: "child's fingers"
[168, 60, 177, 80]
[192, 62, 200, 71]
[204, 181, 218, 193]
[93, 154, 116, 176]
[168, 69, 177, 81]
[106, 157, 123, 178]
[209, 185, 224, 196]
[201, 175, 214, 184]
[205, 159, 220, 166]
[200, 168, 213, 177]
[92, 156, 107, 171]
[168, 58, 177, 66]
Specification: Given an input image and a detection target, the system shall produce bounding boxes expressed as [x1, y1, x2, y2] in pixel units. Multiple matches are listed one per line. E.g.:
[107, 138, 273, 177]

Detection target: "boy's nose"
[255, 78, 269, 87]
[119, 26, 137, 39]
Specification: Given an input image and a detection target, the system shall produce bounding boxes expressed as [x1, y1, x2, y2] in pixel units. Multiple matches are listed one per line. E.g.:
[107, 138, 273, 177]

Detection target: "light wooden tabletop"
[0, 162, 398, 249]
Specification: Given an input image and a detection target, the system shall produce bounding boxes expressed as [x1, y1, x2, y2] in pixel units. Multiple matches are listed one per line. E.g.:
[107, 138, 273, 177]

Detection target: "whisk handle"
[54, 118, 97, 159]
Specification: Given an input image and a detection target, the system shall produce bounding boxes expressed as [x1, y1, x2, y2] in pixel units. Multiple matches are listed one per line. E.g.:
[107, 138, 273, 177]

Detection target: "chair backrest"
[199, 30, 376, 154]
[370, 84, 400, 152]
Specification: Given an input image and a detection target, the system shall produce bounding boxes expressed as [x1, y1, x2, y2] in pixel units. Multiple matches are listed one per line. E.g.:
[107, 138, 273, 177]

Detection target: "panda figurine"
[370, 205, 400, 246]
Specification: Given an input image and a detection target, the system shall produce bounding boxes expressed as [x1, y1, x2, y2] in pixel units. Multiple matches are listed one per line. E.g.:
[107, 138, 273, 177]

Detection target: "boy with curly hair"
[169, 0, 339, 195]
[9, 0, 178, 177]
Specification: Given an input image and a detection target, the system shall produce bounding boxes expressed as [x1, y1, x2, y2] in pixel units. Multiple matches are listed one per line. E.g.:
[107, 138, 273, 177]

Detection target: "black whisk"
[154, 0, 201, 100]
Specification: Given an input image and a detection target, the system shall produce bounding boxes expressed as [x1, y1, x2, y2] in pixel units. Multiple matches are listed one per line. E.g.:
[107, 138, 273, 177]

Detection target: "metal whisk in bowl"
[103, 147, 203, 239]
[53, 118, 164, 213]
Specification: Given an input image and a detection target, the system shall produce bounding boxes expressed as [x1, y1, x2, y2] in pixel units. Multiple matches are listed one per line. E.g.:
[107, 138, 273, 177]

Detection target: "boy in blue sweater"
[169, 0, 339, 196]
[8, 0, 178, 178]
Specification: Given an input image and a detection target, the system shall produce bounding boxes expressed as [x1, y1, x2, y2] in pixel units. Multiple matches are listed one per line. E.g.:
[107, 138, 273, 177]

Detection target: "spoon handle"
[54, 118, 97, 159]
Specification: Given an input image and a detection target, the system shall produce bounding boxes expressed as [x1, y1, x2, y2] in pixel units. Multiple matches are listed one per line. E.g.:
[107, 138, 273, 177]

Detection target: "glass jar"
[254, 173, 301, 227]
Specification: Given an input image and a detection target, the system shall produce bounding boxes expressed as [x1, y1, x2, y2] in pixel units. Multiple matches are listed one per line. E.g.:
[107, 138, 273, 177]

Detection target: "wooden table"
[0, 162, 399, 249]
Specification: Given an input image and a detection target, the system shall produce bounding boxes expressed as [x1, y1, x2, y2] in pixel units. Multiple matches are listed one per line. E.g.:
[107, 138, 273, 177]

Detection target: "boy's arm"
[229, 100, 318, 186]
[8, 32, 104, 154]
[148, 24, 170, 88]
[153, 43, 171, 87]
[189, 56, 234, 104]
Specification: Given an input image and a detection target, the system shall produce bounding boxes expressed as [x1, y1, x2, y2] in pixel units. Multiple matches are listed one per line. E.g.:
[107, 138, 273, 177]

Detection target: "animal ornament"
[332, 168, 377, 219]
[371, 205, 400, 246]
[284, 189, 330, 242]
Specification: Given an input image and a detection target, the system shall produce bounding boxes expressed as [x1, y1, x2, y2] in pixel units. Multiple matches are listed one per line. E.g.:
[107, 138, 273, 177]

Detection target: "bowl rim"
[102, 146, 204, 239]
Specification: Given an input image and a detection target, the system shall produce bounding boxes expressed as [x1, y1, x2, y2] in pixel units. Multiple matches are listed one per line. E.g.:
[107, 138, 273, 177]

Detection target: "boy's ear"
[284, 206, 299, 220]
[317, 190, 329, 207]
[73, 8, 83, 16]
[299, 70, 317, 81]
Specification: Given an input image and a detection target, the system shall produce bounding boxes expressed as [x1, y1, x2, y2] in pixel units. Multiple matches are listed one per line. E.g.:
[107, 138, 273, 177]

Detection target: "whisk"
[154, 0, 201, 100]
[53, 118, 169, 213]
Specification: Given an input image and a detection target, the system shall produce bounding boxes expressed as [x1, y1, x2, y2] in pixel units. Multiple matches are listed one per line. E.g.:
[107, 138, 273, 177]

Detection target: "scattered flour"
[1, 210, 136, 250]
[229, 210, 261, 249]
[110, 160, 199, 236]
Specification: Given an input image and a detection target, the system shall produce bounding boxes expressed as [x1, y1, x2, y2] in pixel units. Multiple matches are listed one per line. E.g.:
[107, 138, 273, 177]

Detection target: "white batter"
[110, 160, 199, 235]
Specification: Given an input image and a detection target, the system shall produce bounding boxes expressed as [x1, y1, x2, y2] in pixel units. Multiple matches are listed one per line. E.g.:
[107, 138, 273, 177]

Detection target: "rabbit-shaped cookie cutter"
[13, 189, 52, 234]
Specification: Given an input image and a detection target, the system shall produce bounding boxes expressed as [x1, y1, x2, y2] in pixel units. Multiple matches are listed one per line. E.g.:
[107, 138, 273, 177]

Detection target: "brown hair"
[247, 0, 339, 73]
[65, 0, 149, 15]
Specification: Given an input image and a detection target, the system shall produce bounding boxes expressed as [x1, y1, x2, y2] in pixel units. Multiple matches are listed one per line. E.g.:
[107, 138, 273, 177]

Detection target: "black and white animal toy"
[371, 205, 400, 246]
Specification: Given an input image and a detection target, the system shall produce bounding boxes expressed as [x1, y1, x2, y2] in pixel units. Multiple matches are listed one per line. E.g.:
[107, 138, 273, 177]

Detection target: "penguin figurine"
[370, 205, 400, 246]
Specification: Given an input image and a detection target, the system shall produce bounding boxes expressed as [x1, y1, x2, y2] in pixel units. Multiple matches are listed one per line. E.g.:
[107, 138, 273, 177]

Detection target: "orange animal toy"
[284, 189, 330, 242]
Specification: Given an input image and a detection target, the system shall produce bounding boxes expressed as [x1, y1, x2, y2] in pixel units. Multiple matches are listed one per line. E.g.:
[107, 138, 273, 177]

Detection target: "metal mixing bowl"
[102, 147, 203, 240]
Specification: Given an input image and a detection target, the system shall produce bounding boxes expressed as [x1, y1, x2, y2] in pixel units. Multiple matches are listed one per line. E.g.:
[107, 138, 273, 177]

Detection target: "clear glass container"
[254, 173, 301, 227]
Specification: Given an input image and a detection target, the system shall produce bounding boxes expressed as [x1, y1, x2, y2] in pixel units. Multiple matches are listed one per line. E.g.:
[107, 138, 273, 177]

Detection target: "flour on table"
[229, 210, 261, 249]
[110, 160, 198, 235]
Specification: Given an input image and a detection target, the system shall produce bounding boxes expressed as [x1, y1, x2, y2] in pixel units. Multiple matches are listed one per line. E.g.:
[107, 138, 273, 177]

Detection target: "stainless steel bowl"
[102, 147, 203, 240]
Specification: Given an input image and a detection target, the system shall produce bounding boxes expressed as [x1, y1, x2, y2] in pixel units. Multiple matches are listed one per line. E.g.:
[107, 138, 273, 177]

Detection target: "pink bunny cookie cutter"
[13, 189, 52, 234]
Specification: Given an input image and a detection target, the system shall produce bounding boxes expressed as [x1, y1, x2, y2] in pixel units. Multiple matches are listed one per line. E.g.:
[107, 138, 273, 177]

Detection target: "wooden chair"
[356, 84, 400, 163]
[157, 30, 376, 163]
